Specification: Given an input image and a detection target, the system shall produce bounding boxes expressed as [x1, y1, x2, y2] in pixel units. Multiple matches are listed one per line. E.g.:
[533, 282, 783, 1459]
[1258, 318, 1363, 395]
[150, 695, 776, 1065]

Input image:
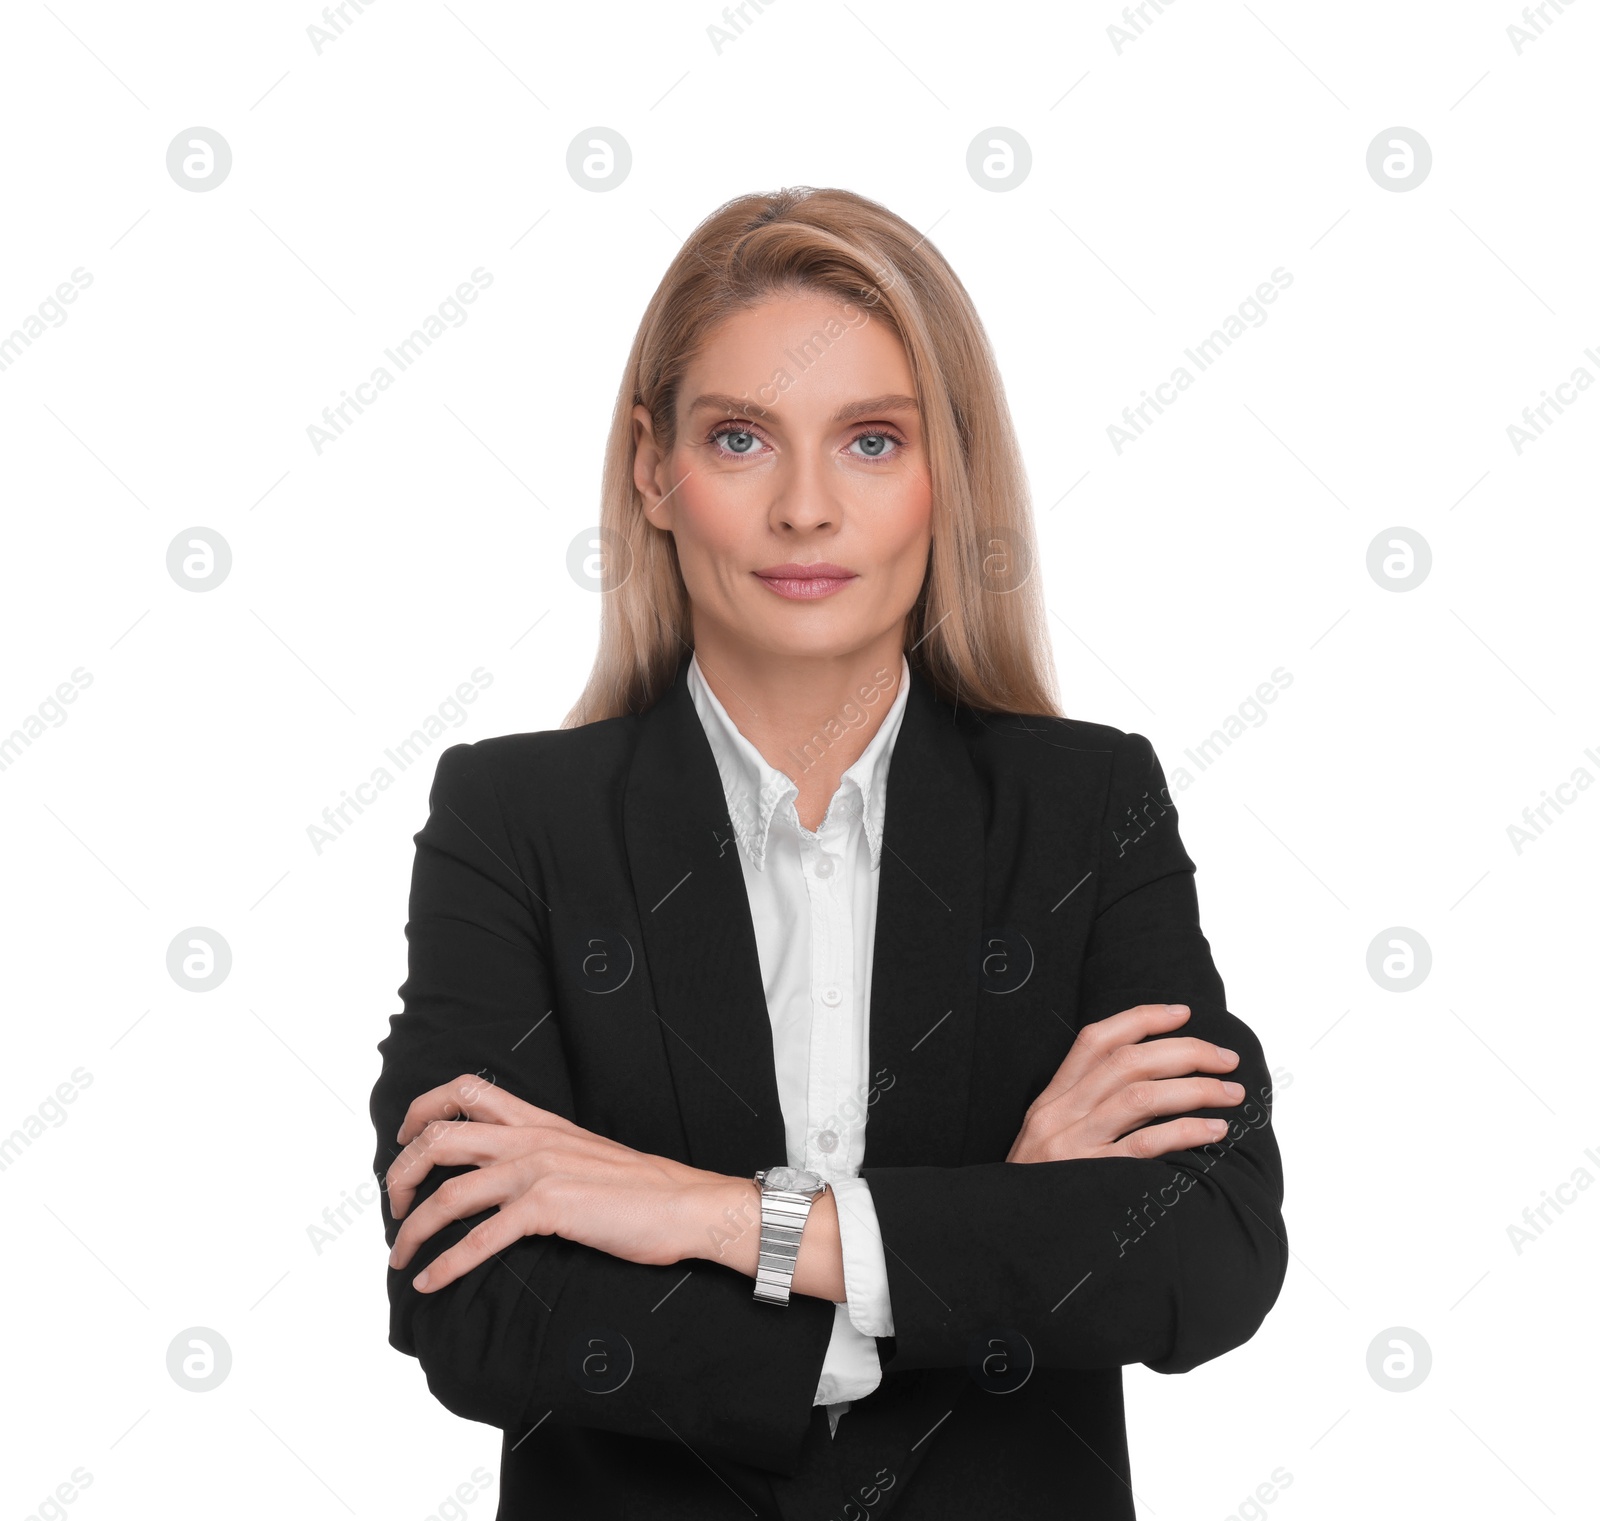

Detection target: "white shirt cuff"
[813, 1301, 880, 1408]
[830, 1175, 896, 1338]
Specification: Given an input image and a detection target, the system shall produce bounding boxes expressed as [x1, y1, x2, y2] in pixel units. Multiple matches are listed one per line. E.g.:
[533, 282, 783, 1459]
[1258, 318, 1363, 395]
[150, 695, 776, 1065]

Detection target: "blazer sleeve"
[861, 730, 1288, 1378]
[369, 741, 835, 1476]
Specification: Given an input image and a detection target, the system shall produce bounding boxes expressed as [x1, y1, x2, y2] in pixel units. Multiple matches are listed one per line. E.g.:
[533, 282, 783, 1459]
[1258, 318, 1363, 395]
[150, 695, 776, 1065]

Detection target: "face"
[632, 289, 934, 665]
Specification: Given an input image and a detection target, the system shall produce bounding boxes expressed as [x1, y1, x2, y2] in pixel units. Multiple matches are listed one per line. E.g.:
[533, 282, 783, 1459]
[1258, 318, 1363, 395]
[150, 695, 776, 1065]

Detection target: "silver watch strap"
[753, 1185, 824, 1306]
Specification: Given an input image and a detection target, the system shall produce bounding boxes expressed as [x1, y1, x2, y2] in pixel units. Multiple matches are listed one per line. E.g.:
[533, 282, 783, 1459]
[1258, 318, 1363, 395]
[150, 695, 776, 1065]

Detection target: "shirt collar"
[686, 652, 912, 873]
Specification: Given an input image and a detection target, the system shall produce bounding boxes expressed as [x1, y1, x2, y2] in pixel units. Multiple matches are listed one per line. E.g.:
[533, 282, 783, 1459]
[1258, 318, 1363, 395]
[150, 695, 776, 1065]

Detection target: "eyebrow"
[685, 392, 920, 424]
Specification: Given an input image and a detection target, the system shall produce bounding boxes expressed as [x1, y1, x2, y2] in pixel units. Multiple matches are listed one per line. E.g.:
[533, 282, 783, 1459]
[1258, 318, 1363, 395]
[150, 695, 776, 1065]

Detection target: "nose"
[767, 447, 840, 533]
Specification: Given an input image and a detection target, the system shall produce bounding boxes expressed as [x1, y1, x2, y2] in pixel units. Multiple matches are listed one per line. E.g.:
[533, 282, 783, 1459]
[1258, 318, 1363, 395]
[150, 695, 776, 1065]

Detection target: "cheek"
[666, 476, 755, 578]
[875, 474, 934, 556]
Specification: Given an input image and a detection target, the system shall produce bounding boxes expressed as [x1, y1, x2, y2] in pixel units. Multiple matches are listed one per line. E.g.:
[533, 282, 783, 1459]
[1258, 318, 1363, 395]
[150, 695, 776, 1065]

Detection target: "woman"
[370, 186, 1287, 1520]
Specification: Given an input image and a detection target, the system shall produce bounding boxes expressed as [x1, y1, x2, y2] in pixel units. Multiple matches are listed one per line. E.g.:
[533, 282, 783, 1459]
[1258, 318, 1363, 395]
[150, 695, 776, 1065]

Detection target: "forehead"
[681, 291, 918, 423]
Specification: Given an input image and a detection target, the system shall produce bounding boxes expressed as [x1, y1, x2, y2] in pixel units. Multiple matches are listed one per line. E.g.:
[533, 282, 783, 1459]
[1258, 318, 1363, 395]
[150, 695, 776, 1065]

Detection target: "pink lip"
[753, 563, 858, 601]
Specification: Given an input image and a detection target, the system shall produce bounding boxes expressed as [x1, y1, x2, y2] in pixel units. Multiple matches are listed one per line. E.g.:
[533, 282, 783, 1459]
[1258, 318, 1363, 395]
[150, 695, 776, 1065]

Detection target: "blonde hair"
[562, 185, 1062, 726]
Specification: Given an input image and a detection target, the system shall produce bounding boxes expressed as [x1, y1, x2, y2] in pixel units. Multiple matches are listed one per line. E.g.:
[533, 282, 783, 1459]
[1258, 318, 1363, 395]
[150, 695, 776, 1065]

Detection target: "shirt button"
[814, 856, 835, 879]
[817, 1129, 839, 1153]
[820, 986, 843, 1008]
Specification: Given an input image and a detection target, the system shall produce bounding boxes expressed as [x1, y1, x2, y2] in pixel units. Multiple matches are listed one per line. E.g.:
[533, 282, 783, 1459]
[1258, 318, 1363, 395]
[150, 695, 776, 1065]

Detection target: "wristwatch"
[751, 1166, 829, 1306]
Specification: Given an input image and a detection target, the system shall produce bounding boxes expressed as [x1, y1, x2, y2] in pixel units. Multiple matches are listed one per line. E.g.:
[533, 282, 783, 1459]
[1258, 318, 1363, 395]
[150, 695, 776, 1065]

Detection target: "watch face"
[763, 1166, 822, 1193]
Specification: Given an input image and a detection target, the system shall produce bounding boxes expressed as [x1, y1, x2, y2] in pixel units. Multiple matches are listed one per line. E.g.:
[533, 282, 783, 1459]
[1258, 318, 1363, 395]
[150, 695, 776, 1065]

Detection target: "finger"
[1115, 1034, 1238, 1077]
[410, 1202, 542, 1293]
[386, 1119, 523, 1220]
[1058, 1035, 1241, 1115]
[396, 1074, 517, 1143]
[1101, 1114, 1234, 1161]
[389, 1161, 521, 1272]
[1099, 1075, 1246, 1140]
[1075, 1003, 1193, 1066]
[1022, 1045, 1232, 1140]
[1034, 1005, 1193, 1109]
[397, 1073, 557, 1145]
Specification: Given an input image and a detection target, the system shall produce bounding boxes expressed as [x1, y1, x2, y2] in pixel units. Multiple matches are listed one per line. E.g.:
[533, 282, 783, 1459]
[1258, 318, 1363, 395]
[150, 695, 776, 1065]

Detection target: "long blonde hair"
[562, 185, 1063, 726]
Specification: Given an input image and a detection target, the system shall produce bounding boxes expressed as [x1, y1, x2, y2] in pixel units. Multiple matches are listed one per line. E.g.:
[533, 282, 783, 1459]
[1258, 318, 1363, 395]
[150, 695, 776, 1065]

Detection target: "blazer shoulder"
[438, 710, 642, 796]
[957, 709, 1173, 829]
[962, 705, 1154, 766]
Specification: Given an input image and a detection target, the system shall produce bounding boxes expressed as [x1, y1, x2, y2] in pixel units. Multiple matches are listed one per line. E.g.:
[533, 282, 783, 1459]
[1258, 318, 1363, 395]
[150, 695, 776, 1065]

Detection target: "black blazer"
[370, 648, 1288, 1521]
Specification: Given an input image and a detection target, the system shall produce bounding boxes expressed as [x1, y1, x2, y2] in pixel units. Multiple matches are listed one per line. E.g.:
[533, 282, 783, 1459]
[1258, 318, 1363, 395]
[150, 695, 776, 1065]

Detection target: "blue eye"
[706, 423, 908, 459]
[848, 430, 906, 459]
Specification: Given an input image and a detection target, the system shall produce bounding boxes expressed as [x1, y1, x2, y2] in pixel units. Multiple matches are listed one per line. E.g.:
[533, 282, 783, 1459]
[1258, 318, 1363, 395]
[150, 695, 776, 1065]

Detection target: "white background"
[1, 2, 1595, 1517]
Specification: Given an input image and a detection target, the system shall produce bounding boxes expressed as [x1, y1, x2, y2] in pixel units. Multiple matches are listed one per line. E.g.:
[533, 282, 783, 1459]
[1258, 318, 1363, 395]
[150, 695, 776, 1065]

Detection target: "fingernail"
[1224, 1082, 1245, 1099]
[413, 1270, 430, 1291]
[1165, 1003, 1189, 1013]
[1207, 1120, 1229, 1137]
[1218, 1047, 1238, 1062]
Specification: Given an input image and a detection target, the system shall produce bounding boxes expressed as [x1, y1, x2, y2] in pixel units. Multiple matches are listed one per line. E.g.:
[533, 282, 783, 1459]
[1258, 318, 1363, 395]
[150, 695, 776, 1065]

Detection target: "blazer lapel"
[861, 664, 986, 1169]
[623, 652, 788, 1176]
[623, 650, 987, 1177]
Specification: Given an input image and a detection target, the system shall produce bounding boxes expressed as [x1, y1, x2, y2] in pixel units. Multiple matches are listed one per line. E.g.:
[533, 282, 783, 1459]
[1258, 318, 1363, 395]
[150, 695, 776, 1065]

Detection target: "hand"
[385, 1074, 729, 1292]
[1007, 1004, 1243, 1164]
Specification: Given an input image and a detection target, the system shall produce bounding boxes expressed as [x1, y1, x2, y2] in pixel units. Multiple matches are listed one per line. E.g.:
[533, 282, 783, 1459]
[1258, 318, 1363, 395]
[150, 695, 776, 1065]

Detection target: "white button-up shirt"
[686, 652, 905, 1435]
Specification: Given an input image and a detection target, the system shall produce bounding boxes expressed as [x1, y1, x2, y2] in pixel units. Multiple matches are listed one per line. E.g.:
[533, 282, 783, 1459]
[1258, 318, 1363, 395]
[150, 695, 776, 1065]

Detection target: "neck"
[689, 627, 906, 825]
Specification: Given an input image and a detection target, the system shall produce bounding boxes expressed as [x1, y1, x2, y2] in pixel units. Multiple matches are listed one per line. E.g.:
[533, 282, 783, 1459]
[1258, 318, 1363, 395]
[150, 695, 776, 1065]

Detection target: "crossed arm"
[384, 1001, 1247, 1303]
[370, 734, 1287, 1475]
